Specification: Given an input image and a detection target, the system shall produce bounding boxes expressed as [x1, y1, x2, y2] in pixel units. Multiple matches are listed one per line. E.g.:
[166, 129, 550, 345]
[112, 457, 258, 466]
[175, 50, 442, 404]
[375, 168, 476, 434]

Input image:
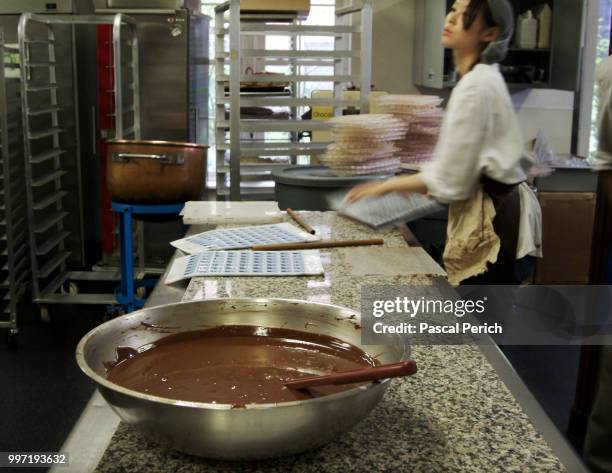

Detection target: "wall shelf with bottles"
[414, 0, 584, 91]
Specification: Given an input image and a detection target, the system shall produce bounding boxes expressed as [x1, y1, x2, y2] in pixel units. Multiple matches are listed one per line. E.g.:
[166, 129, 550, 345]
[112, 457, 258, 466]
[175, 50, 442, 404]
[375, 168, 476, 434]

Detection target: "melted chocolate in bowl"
[106, 325, 377, 405]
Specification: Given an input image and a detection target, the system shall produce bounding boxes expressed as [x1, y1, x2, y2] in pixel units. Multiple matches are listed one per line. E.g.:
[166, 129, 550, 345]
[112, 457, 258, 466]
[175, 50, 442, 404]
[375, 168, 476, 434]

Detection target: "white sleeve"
[596, 82, 612, 170]
[420, 84, 487, 203]
[595, 59, 612, 170]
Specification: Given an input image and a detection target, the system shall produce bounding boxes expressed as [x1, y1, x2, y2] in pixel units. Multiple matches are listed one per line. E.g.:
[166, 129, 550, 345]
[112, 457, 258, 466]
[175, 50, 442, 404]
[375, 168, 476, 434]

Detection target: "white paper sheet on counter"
[165, 250, 324, 284]
[170, 222, 320, 254]
[181, 201, 283, 225]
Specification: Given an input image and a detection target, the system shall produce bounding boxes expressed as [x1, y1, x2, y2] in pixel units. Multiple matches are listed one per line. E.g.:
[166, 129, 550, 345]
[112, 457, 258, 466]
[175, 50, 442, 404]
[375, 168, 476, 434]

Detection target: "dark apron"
[462, 176, 521, 284]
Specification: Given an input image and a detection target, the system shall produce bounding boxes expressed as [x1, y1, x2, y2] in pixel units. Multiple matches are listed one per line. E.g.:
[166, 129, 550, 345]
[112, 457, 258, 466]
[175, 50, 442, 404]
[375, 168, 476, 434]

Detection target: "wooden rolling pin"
[287, 208, 316, 235]
[251, 238, 384, 251]
[284, 360, 418, 390]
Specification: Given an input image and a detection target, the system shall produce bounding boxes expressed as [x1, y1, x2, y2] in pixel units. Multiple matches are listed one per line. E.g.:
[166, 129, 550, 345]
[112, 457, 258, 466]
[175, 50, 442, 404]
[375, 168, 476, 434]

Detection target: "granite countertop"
[95, 212, 567, 473]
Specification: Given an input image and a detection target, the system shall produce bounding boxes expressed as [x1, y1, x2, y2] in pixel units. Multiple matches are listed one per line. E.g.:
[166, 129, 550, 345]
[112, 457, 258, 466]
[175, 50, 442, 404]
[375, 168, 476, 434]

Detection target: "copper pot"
[106, 140, 208, 205]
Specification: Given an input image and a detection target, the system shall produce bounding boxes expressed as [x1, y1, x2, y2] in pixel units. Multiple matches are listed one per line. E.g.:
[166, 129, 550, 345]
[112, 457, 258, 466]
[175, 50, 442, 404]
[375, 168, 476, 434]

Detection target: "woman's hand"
[345, 174, 430, 204]
[345, 181, 391, 203]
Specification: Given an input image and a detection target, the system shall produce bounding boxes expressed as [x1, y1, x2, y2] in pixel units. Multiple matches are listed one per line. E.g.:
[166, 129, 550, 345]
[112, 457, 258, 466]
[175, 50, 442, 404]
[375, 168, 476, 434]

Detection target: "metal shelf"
[215, 0, 372, 200]
[32, 191, 68, 211]
[258, 59, 339, 67]
[28, 127, 65, 140]
[0, 270, 29, 291]
[31, 169, 67, 187]
[0, 178, 19, 196]
[30, 148, 67, 164]
[217, 141, 329, 156]
[38, 251, 71, 278]
[26, 61, 56, 67]
[26, 83, 60, 92]
[218, 24, 359, 36]
[9, 230, 28, 250]
[10, 202, 27, 220]
[34, 211, 69, 234]
[24, 38, 55, 44]
[217, 162, 292, 174]
[226, 90, 291, 97]
[37, 271, 67, 299]
[6, 153, 24, 168]
[5, 136, 22, 148]
[217, 74, 357, 83]
[28, 106, 63, 116]
[6, 115, 21, 127]
[35, 231, 70, 256]
[216, 120, 332, 132]
[2, 256, 29, 276]
[217, 97, 361, 107]
[12, 215, 27, 232]
[217, 49, 357, 59]
[217, 186, 276, 197]
[1, 238, 28, 258]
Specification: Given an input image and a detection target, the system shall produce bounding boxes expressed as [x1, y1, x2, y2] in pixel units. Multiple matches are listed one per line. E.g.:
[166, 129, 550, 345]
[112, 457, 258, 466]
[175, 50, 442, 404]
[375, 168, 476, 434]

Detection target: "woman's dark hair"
[460, 0, 498, 73]
[463, 0, 496, 31]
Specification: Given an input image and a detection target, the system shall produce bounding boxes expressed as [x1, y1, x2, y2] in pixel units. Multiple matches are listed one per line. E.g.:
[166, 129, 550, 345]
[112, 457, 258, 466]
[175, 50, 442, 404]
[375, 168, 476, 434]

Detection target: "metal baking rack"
[165, 250, 324, 284]
[214, 0, 373, 200]
[0, 32, 29, 348]
[18, 13, 140, 319]
[171, 222, 319, 254]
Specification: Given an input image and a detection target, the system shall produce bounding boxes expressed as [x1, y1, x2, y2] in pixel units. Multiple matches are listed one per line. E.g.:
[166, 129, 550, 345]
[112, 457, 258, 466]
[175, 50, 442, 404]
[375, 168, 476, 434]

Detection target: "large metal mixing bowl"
[76, 299, 409, 460]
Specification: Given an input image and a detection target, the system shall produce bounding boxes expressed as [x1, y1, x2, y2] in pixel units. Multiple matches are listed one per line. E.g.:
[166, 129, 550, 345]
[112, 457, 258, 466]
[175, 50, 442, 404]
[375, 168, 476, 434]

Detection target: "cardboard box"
[535, 192, 596, 284]
[241, 0, 310, 17]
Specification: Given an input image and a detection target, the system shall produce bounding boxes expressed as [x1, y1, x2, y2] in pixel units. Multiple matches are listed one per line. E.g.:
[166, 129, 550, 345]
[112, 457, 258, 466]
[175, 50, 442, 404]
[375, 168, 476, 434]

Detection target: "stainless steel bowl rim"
[76, 298, 410, 411]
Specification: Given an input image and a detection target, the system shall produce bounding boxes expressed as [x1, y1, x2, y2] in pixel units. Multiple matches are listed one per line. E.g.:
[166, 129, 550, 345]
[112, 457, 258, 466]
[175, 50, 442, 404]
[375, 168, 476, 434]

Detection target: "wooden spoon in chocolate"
[284, 360, 417, 390]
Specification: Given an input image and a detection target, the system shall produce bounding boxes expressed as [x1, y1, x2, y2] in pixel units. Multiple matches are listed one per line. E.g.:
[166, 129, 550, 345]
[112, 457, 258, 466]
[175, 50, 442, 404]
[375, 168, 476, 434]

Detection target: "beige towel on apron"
[443, 187, 500, 286]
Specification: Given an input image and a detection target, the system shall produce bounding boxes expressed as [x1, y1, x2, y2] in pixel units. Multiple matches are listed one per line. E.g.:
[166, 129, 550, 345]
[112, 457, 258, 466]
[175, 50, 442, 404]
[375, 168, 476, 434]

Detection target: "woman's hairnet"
[481, 0, 514, 64]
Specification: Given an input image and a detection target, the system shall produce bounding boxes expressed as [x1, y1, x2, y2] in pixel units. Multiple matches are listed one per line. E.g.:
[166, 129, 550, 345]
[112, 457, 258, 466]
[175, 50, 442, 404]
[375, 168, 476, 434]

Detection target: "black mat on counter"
[0, 298, 105, 473]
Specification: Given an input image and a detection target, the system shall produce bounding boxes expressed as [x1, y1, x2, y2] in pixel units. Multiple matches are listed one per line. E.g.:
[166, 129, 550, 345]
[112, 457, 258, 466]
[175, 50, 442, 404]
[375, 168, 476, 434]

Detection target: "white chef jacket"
[595, 55, 612, 170]
[421, 63, 543, 259]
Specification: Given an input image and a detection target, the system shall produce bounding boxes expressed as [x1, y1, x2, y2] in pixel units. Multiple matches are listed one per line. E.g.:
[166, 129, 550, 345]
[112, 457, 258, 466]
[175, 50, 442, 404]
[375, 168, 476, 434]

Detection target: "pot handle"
[111, 152, 185, 165]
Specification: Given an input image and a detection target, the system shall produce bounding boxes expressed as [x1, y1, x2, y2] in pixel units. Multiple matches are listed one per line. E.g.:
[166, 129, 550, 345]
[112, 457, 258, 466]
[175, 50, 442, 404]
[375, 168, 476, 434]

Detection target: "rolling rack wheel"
[40, 306, 51, 324]
[136, 286, 147, 299]
[6, 328, 18, 350]
[60, 282, 79, 295]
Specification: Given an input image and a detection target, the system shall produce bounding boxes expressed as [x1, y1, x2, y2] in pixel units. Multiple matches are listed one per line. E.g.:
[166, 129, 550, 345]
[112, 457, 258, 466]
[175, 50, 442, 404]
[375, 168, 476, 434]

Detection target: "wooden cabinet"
[535, 192, 596, 284]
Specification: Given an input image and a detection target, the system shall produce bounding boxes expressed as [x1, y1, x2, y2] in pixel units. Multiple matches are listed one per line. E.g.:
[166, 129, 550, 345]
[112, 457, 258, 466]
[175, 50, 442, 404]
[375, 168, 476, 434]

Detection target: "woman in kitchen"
[347, 0, 542, 286]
